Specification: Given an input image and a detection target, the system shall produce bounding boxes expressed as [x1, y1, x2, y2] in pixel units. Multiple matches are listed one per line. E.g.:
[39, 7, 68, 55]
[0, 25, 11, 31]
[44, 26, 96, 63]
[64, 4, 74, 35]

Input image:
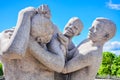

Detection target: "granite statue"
[0, 4, 116, 80]
[62, 17, 116, 80]
[54, 17, 83, 80]
[0, 4, 65, 80]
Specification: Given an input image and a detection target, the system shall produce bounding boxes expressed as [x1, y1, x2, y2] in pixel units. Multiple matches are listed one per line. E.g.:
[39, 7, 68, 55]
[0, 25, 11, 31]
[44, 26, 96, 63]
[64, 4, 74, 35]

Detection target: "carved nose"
[9, 33, 12, 37]
[89, 27, 93, 32]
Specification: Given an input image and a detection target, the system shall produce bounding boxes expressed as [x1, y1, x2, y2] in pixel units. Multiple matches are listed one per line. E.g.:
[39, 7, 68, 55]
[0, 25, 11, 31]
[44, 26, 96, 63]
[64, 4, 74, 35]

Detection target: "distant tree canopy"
[97, 52, 120, 78]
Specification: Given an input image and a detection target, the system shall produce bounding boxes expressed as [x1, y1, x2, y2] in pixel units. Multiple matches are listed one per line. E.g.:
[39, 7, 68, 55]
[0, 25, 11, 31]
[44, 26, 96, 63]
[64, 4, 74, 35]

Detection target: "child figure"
[57, 17, 83, 60]
[54, 17, 83, 80]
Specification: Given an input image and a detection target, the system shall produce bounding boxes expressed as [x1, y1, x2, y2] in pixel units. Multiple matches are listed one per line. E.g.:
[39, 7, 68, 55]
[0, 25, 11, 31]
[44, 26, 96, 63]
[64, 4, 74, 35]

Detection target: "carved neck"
[90, 40, 104, 47]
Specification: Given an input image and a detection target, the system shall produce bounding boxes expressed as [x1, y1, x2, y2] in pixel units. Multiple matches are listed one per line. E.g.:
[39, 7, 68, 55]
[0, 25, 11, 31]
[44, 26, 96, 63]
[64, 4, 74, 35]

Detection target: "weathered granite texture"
[0, 4, 116, 80]
[54, 17, 83, 80]
[62, 17, 116, 80]
[0, 4, 65, 80]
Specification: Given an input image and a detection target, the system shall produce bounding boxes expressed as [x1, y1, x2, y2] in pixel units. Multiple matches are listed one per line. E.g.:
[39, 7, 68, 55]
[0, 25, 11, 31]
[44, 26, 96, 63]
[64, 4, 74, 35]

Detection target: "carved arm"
[62, 52, 93, 74]
[29, 37, 65, 72]
[2, 7, 36, 59]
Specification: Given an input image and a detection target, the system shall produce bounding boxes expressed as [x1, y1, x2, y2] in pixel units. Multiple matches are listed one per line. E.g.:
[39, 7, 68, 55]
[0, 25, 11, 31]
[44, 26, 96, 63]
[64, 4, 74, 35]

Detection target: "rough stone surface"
[0, 4, 116, 80]
[62, 17, 116, 80]
[0, 4, 65, 80]
[54, 17, 83, 80]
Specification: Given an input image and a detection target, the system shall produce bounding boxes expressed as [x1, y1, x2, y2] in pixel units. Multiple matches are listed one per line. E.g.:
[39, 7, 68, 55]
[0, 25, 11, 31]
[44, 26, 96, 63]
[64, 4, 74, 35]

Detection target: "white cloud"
[111, 50, 120, 56]
[103, 41, 120, 55]
[106, 0, 120, 10]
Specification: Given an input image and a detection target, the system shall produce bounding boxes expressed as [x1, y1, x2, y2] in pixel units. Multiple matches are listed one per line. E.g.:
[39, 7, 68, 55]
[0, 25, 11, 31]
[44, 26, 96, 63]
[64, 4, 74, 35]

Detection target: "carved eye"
[65, 27, 69, 30]
[96, 27, 99, 31]
[69, 23, 72, 26]
[9, 33, 12, 37]
[74, 26, 78, 30]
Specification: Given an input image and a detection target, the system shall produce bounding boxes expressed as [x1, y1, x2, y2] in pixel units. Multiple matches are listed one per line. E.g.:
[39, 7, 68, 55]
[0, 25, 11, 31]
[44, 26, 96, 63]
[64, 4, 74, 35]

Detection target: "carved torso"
[68, 39, 103, 80]
[2, 48, 54, 80]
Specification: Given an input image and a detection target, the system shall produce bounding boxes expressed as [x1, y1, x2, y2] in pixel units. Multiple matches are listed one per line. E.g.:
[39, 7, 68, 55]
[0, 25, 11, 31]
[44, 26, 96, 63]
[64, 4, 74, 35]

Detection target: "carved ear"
[104, 33, 109, 39]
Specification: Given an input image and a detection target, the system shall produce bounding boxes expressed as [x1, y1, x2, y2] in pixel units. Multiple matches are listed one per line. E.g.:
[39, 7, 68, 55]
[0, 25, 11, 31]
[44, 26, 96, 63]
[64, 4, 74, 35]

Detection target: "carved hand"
[37, 4, 51, 18]
[19, 7, 37, 18]
[57, 33, 69, 47]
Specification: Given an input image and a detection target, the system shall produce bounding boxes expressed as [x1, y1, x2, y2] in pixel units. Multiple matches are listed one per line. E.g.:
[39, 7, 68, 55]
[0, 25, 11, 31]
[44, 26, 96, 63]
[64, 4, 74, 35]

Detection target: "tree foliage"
[112, 56, 120, 77]
[97, 52, 120, 78]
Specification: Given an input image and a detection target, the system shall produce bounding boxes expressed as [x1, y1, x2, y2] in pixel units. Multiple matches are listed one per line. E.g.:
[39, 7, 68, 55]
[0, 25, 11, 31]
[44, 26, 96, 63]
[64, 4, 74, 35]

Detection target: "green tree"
[97, 52, 116, 78]
[112, 55, 120, 77]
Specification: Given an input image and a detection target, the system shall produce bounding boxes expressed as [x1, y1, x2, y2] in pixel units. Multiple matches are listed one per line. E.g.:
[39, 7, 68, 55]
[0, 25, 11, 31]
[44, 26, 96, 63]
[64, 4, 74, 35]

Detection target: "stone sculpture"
[62, 17, 116, 80]
[54, 17, 83, 80]
[0, 28, 15, 58]
[0, 4, 116, 80]
[0, 4, 65, 80]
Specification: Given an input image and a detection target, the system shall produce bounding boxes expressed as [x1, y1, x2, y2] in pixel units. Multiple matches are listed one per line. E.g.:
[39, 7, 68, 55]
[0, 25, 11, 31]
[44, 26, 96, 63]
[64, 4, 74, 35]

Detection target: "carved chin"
[88, 32, 95, 39]
[64, 32, 73, 37]
[88, 33, 92, 38]
[88, 35, 94, 40]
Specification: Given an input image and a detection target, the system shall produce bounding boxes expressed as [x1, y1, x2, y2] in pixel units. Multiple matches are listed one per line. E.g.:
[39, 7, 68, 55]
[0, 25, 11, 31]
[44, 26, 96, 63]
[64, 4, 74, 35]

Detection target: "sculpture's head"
[1, 27, 15, 39]
[0, 28, 15, 52]
[31, 15, 54, 44]
[63, 17, 83, 38]
[37, 4, 51, 19]
[88, 17, 116, 44]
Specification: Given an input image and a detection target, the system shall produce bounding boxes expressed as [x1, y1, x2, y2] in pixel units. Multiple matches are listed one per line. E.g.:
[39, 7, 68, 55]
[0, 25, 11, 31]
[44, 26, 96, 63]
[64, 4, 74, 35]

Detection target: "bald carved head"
[63, 17, 83, 38]
[88, 17, 116, 43]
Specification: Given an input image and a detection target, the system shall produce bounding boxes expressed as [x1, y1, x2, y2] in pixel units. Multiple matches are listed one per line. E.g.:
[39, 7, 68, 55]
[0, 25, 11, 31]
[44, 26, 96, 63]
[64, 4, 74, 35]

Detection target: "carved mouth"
[88, 32, 93, 37]
[67, 29, 74, 35]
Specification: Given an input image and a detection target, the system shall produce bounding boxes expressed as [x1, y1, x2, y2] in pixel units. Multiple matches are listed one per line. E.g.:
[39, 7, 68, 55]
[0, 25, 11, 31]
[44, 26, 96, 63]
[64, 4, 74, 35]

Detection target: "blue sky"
[0, 0, 120, 55]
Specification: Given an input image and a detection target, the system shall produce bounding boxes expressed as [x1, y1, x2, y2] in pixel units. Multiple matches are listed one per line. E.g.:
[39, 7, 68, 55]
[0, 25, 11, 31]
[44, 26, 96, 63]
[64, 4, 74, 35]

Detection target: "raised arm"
[2, 7, 36, 59]
[28, 36, 65, 73]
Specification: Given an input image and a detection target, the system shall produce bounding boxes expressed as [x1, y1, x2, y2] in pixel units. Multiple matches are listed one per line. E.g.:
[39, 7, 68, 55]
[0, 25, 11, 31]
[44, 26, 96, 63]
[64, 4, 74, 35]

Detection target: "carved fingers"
[57, 33, 69, 47]
[37, 4, 51, 19]
[19, 7, 37, 18]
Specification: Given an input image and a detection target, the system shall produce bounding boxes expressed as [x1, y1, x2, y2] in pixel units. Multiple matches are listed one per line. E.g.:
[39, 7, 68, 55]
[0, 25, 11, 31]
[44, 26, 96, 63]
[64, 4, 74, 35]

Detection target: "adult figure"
[54, 17, 83, 80]
[0, 4, 65, 80]
[62, 17, 116, 80]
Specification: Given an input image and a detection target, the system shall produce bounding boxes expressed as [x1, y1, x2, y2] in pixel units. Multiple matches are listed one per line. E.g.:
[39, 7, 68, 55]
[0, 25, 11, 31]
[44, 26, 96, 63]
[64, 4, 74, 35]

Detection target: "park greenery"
[0, 52, 119, 79]
[97, 52, 120, 79]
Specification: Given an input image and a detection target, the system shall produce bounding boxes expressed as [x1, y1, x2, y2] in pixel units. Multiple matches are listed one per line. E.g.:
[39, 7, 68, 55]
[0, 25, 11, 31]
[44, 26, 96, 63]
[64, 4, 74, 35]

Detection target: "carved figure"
[62, 17, 116, 80]
[54, 17, 83, 80]
[0, 4, 65, 80]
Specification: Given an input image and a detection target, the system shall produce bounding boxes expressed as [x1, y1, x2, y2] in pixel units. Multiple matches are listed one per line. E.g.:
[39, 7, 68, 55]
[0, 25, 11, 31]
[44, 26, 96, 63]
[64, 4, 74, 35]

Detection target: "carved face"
[88, 20, 107, 42]
[63, 18, 83, 38]
[2, 28, 14, 39]
[0, 29, 14, 52]
[31, 14, 54, 44]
